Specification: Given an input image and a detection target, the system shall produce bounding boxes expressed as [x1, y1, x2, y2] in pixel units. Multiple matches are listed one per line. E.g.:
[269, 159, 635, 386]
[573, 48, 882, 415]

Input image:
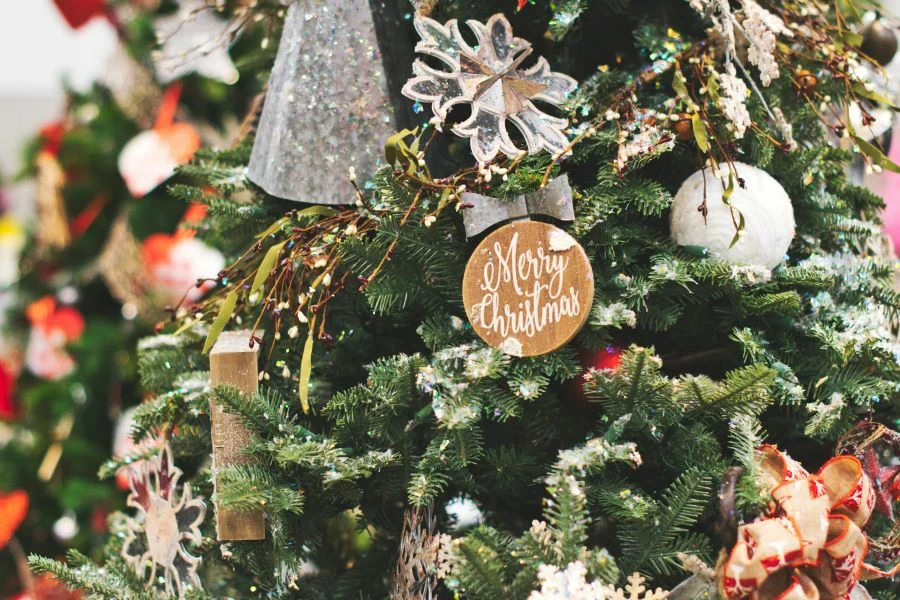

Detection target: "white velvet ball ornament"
[670, 162, 795, 269]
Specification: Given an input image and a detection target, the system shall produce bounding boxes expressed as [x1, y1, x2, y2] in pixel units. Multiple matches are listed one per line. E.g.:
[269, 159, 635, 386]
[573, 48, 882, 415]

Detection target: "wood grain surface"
[462, 220, 593, 357]
[210, 330, 266, 541]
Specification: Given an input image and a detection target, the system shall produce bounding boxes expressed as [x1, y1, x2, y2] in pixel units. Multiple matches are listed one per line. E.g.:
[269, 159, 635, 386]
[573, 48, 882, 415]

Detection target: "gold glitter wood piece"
[97, 213, 154, 317]
[101, 48, 163, 130]
[462, 220, 594, 357]
[209, 330, 266, 541]
[34, 151, 70, 250]
[37, 414, 74, 482]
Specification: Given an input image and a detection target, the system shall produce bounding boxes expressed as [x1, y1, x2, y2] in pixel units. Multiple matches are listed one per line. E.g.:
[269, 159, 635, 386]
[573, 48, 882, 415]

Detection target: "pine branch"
[619, 468, 713, 577]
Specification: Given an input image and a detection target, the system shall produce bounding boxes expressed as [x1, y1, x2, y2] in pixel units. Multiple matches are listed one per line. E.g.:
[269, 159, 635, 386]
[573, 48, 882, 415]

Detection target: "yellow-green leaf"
[707, 74, 720, 102]
[836, 30, 863, 48]
[384, 128, 418, 165]
[722, 173, 735, 203]
[251, 241, 286, 295]
[437, 187, 452, 210]
[255, 217, 288, 240]
[203, 290, 238, 354]
[296, 206, 340, 219]
[672, 69, 688, 99]
[721, 174, 744, 248]
[852, 83, 900, 110]
[299, 328, 314, 414]
[172, 318, 196, 337]
[729, 211, 746, 249]
[691, 114, 709, 152]
[853, 134, 900, 173]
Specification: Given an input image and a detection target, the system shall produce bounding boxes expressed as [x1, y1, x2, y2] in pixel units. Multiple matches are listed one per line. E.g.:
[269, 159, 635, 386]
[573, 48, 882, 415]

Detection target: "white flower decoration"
[154, 0, 239, 84]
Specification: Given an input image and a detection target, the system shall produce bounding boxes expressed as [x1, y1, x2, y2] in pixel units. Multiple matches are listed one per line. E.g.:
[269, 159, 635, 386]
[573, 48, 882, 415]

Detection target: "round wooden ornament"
[462, 220, 594, 357]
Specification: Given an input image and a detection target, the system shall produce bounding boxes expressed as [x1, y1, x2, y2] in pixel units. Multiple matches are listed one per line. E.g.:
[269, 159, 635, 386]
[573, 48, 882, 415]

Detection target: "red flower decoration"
[180, 202, 208, 228]
[0, 360, 17, 420]
[39, 122, 66, 157]
[24, 297, 85, 380]
[52, 0, 107, 29]
[26, 296, 84, 341]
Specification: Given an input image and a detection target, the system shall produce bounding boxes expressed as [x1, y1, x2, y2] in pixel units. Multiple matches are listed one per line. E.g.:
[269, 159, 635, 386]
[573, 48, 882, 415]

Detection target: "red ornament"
[0, 361, 17, 420]
[39, 121, 65, 157]
[566, 346, 623, 406]
[90, 506, 109, 534]
[10, 573, 83, 600]
[0, 489, 28, 550]
[52, 0, 107, 30]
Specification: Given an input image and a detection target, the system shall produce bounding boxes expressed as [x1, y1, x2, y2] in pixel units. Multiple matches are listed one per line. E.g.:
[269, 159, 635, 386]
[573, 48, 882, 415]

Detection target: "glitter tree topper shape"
[402, 13, 577, 164]
[122, 443, 206, 598]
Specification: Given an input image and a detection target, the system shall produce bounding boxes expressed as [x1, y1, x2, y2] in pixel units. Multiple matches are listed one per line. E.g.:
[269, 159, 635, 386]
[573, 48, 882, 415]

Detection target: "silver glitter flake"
[248, 0, 398, 204]
[402, 13, 577, 164]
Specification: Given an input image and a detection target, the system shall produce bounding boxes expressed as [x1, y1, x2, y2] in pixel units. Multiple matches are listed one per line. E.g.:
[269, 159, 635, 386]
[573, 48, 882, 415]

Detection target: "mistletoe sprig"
[168, 127, 493, 413]
[167, 0, 900, 416]
[672, 0, 900, 173]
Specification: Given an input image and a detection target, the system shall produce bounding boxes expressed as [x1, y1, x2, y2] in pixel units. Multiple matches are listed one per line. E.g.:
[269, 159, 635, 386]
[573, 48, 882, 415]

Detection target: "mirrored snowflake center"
[146, 496, 181, 566]
[402, 13, 577, 164]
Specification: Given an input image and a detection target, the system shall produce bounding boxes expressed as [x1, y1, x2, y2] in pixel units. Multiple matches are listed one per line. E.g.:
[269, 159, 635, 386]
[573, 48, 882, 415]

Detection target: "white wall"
[0, 2, 117, 178]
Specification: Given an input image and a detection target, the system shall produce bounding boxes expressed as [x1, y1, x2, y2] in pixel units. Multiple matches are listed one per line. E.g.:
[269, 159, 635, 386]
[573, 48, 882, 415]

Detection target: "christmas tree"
[13, 0, 900, 598]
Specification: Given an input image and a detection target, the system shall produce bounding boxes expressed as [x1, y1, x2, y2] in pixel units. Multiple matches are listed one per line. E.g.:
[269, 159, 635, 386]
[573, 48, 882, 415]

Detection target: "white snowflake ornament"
[529, 564, 669, 600]
[122, 443, 206, 598]
[402, 13, 577, 164]
[606, 573, 670, 600]
[154, 0, 240, 84]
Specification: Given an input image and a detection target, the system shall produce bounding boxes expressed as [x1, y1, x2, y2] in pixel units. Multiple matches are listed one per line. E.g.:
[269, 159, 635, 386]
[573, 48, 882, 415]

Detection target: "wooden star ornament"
[862, 445, 900, 521]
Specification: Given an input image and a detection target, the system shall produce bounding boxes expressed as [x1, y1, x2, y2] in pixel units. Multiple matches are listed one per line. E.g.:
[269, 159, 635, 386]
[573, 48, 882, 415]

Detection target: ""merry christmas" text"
[472, 232, 582, 338]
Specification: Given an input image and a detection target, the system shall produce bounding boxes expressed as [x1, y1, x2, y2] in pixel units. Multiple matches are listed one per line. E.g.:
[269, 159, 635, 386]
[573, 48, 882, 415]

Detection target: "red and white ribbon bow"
[720, 445, 898, 599]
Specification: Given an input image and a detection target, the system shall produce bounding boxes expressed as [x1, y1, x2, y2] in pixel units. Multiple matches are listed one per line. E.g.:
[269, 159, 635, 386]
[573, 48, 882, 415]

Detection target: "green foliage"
[19, 1, 900, 599]
[451, 437, 638, 598]
[617, 469, 713, 577]
[728, 416, 769, 514]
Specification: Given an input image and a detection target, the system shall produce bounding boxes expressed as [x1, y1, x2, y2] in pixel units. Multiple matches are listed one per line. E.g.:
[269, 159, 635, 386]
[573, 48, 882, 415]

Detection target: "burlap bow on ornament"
[719, 445, 900, 599]
[460, 174, 574, 238]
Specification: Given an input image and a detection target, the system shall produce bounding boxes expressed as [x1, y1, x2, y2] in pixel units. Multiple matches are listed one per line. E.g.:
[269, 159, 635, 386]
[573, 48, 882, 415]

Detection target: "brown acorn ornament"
[794, 69, 817, 93]
[860, 20, 898, 66]
[672, 113, 693, 142]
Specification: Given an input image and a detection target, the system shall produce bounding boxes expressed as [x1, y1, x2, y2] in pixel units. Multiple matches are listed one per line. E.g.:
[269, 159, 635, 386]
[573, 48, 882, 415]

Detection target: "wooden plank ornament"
[462, 220, 594, 357]
[209, 330, 266, 540]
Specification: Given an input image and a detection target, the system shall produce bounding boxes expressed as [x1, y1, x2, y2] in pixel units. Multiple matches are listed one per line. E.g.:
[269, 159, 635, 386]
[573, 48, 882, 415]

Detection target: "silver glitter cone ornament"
[248, 0, 407, 204]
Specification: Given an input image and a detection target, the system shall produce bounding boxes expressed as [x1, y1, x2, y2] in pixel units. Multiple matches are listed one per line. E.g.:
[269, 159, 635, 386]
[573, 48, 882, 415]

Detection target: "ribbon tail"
[461, 193, 528, 238]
